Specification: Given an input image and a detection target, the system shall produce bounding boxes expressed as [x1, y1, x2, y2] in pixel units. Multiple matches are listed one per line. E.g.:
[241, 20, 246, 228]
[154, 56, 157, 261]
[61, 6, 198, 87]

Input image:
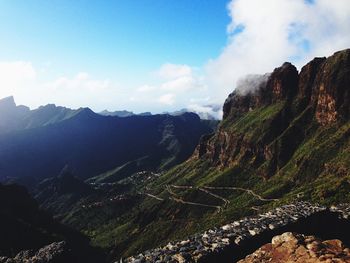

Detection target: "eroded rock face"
[297, 57, 326, 107]
[312, 49, 350, 125]
[194, 49, 350, 169]
[238, 232, 350, 263]
[222, 63, 298, 121]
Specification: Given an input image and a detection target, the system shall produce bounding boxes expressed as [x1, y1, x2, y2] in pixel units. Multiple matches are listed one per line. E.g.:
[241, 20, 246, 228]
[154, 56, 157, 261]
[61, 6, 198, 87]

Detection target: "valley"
[0, 48, 349, 263]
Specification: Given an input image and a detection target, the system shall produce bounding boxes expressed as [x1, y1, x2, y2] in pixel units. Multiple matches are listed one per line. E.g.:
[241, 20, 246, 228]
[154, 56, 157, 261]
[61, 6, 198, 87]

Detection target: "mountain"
[99, 110, 134, 117]
[55, 48, 349, 260]
[0, 183, 105, 262]
[0, 96, 30, 134]
[0, 97, 90, 135]
[165, 104, 223, 120]
[7, 49, 349, 262]
[100, 107, 222, 120]
[35, 167, 96, 217]
[0, 108, 215, 186]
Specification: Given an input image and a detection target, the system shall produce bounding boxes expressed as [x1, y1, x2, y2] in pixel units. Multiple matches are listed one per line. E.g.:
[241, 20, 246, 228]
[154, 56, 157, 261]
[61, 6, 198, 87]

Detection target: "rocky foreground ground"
[124, 202, 350, 263]
[0, 242, 71, 263]
[238, 232, 350, 263]
[2, 202, 349, 263]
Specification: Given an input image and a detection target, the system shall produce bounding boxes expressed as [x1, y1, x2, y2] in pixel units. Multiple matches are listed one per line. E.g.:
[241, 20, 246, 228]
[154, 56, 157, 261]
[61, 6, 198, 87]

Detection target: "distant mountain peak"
[0, 96, 16, 109]
[99, 110, 134, 117]
[75, 107, 95, 116]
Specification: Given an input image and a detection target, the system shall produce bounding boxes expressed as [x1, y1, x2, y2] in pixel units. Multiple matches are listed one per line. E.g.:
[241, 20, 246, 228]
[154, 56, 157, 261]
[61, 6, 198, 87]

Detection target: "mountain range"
[41, 48, 349, 260]
[0, 98, 216, 186]
[0, 48, 349, 263]
[99, 105, 222, 120]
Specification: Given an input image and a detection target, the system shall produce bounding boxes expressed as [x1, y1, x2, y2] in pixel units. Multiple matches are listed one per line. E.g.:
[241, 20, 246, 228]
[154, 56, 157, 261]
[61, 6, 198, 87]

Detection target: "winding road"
[140, 184, 278, 213]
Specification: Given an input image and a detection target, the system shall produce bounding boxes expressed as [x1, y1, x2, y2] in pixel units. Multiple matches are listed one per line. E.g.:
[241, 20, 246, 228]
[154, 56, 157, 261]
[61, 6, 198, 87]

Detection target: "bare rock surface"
[0, 241, 72, 263]
[238, 232, 350, 263]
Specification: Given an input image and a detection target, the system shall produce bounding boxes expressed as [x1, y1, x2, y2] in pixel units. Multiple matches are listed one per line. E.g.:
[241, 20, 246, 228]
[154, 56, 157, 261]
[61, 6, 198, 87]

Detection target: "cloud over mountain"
[205, 0, 350, 102]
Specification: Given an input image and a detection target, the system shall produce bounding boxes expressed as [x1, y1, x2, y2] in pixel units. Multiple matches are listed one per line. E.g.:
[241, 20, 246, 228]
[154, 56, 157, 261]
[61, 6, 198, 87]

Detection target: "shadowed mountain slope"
[0, 109, 214, 185]
[0, 183, 105, 262]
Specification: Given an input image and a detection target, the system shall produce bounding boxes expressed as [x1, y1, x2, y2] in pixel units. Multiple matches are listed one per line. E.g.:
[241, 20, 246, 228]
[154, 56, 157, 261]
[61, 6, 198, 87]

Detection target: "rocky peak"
[312, 49, 350, 125]
[223, 62, 299, 120]
[0, 96, 30, 131]
[223, 49, 350, 125]
[263, 62, 299, 104]
[222, 90, 257, 120]
[298, 57, 326, 106]
[0, 95, 15, 105]
[0, 96, 16, 111]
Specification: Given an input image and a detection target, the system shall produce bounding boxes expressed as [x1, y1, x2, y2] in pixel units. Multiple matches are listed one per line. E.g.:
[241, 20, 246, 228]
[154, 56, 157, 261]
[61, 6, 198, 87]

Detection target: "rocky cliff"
[194, 49, 350, 177]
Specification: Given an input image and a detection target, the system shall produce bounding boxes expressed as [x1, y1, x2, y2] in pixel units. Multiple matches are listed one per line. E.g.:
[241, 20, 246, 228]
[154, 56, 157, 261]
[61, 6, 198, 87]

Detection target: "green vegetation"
[53, 94, 349, 260]
[36, 49, 350, 261]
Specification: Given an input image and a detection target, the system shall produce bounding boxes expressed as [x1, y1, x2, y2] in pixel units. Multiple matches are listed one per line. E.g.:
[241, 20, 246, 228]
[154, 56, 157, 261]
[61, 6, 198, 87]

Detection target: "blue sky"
[0, 1, 229, 84]
[0, 0, 349, 114]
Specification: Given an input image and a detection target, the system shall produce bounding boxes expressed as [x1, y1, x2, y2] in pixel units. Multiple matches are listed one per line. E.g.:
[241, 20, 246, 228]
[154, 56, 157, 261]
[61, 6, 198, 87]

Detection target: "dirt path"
[143, 192, 164, 201]
[169, 196, 222, 212]
[170, 185, 230, 207]
[201, 186, 279, 202]
[140, 184, 278, 213]
[166, 185, 222, 212]
[199, 187, 230, 207]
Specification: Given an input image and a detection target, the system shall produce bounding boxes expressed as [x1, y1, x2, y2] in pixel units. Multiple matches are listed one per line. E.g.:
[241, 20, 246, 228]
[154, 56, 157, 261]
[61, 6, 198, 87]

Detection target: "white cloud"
[158, 93, 175, 105]
[134, 0, 350, 111]
[47, 72, 111, 92]
[0, 62, 118, 111]
[135, 63, 206, 107]
[157, 64, 193, 80]
[161, 75, 200, 92]
[206, 0, 350, 102]
[158, 63, 204, 92]
[189, 97, 210, 103]
[187, 104, 223, 119]
[137, 85, 157, 92]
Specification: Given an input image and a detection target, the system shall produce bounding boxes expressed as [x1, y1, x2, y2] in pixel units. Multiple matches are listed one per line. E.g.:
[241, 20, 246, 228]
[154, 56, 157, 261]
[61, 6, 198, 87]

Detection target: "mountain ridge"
[0, 108, 215, 186]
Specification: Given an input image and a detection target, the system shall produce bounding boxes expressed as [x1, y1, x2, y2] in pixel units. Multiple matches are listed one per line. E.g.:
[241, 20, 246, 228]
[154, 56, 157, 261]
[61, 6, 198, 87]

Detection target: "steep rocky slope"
[92, 49, 350, 260]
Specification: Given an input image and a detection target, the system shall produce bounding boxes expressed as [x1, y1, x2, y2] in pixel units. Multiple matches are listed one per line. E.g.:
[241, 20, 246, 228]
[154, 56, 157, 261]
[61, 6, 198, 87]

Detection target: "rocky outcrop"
[0, 241, 73, 263]
[312, 49, 350, 125]
[222, 63, 298, 120]
[238, 232, 350, 263]
[297, 57, 326, 108]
